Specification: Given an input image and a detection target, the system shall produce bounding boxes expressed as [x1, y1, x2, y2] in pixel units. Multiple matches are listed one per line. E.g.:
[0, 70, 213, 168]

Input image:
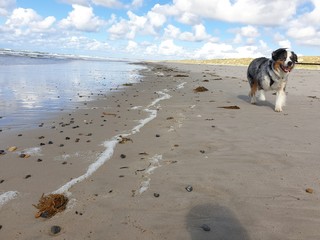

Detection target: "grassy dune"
[172, 56, 320, 70]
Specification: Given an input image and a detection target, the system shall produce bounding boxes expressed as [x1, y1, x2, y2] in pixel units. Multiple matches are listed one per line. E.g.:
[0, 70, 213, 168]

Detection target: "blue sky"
[0, 0, 319, 60]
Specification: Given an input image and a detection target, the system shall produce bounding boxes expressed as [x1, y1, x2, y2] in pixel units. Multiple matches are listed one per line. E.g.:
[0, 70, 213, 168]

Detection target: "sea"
[0, 49, 145, 131]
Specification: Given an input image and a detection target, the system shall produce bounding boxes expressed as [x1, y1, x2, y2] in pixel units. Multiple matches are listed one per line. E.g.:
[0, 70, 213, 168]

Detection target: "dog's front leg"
[275, 82, 286, 112]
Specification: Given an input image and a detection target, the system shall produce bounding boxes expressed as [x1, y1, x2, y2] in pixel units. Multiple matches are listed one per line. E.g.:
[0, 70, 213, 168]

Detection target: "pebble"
[7, 146, 17, 152]
[185, 185, 193, 192]
[154, 193, 160, 198]
[25, 174, 31, 179]
[201, 224, 211, 231]
[155, 134, 160, 137]
[0, 150, 6, 155]
[48, 141, 53, 144]
[306, 188, 314, 194]
[50, 225, 61, 235]
[120, 154, 126, 159]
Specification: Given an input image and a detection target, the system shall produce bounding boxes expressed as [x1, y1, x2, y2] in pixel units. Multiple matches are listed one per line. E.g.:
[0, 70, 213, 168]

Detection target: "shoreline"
[1, 62, 320, 239]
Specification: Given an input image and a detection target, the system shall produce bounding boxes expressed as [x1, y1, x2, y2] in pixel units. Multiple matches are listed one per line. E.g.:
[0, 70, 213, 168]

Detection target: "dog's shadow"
[238, 95, 275, 110]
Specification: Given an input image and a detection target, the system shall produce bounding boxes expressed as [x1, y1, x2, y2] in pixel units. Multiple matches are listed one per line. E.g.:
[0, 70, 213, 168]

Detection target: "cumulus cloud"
[0, 0, 15, 16]
[126, 40, 138, 52]
[92, 0, 124, 8]
[59, 4, 104, 32]
[170, 0, 298, 26]
[108, 10, 166, 39]
[165, 23, 213, 42]
[233, 25, 259, 44]
[2, 8, 56, 35]
[286, 0, 320, 46]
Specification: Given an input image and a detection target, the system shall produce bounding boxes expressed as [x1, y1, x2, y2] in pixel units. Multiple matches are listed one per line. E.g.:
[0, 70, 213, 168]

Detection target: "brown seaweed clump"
[118, 135, 133, 144]
[193, 86, 209, 93]
[218, 105, 240, 109]
[33, 194, 68, 218]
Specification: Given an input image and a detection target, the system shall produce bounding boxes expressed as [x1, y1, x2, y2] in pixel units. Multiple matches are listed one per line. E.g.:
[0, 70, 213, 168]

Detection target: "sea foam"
[54, 91, 171, 194]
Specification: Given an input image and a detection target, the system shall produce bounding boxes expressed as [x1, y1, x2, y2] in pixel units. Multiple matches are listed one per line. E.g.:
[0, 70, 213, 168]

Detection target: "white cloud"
[0, 0, 15, 16]
[194, 42, 233, 59]
[126, 40, 138, 52]
[92, 0, 124, 8]
[286, 0, 320, 46]
[2, 8, 56, 35]
[233, 25, 259, 44]
[278, 40, 292, 49]
[108, 19, 131, 39]
[59, 4, 104, 32]
[131, 0, 143, 8]
[59, 0, 89, 6]
[108, 9, 166, 39]
[167, 0, 298, 26]
[180, 24, 211, 42]
[158, 39, 184, 56]
[164, 24, 213, 42]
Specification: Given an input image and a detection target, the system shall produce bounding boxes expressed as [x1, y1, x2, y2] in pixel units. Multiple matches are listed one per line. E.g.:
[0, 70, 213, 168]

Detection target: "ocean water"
[0, 51, 144, 131]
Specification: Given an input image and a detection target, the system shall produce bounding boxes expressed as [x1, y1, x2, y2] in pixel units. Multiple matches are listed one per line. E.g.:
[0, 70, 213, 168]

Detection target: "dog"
[247, 48, 298, 112]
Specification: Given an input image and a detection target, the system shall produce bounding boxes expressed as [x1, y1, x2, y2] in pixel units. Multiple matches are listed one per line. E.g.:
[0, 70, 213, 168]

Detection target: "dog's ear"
[292, 52, 298, 63]
[272, 48, 287, 61]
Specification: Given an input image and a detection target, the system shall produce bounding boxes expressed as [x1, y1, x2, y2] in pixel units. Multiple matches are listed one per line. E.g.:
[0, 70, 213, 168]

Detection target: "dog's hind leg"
[249, 80, 258, 104]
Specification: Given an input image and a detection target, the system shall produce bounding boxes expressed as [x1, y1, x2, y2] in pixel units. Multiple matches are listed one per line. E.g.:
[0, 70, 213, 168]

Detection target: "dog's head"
[272, 48, 298, 74]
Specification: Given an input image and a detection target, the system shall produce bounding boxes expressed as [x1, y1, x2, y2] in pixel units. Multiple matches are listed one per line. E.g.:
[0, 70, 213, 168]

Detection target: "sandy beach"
[1, 62, 320, 239]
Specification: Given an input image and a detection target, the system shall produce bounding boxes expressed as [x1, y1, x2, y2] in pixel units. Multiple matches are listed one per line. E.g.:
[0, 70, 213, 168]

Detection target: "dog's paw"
[274, 107, 283, 112]
[250, 97, 256, 104]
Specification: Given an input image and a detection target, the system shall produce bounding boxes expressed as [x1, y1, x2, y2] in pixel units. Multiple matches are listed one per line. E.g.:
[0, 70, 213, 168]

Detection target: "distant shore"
[168, 55, 320, 70]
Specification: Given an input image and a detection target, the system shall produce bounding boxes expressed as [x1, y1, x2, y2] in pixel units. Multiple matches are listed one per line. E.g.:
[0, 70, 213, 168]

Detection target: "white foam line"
[139, 154, 163, 194]
[0, 191, 19, 208]
[177, 82, 187, 89]
[53, 91, 171, 195]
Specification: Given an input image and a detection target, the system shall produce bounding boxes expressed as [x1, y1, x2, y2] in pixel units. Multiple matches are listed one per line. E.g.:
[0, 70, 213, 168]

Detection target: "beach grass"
[170, 56, 320, 70]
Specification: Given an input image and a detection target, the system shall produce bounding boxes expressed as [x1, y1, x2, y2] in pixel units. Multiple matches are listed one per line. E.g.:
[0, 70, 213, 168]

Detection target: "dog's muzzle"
[281, 61, 293, 73]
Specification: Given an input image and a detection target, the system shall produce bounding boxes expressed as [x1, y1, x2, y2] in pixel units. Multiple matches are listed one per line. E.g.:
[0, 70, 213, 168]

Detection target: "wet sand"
[1, 62, 320, 239]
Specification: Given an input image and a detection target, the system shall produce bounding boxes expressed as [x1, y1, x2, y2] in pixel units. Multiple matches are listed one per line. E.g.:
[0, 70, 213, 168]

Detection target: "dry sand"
[1, 62, 320, 239]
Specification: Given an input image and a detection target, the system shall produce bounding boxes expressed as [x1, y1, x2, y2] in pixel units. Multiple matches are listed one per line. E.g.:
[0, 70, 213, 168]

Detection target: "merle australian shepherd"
[247, 48, 298, 112]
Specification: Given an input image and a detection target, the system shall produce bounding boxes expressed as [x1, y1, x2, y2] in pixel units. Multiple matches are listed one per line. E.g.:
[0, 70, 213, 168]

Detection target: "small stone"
[0, 150, 6, 155]
[201, 224, 211, 231]
[50, 225, 61, 235]
[25, 174, 31, 179]
[7, 146, 17, 152]
[185, 185, 193, 192]
[59, 144, 64, 147]
[120, 154, 126, 159]
[0, 179, 4, 184]
[306, 188, 314, 194]
[48, 141, 53, 144]
[154, 193, 160, 198]
[155, 134, 160, 137]
[37, 158, 43, 162]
